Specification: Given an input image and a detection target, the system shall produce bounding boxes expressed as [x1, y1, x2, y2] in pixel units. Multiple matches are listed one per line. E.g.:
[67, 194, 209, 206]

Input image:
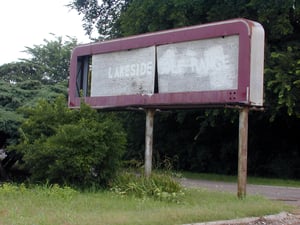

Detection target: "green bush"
[10, 96, 126, 187]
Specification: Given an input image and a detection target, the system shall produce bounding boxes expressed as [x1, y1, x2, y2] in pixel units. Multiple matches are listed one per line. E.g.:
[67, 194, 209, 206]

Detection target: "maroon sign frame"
[68, 18, 264, 109]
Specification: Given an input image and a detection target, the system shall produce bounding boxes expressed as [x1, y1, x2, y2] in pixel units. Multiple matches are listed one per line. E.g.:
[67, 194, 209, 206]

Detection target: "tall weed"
[110, 171, 184, 202]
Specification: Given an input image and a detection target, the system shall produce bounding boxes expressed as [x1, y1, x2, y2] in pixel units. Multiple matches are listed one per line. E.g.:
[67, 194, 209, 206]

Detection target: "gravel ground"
[180, 178, 300, 225]
[183, 212, 300, 225]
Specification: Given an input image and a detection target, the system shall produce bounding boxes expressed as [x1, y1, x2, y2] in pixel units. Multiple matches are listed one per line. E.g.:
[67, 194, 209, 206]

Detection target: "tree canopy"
[21, 35, 77, 83]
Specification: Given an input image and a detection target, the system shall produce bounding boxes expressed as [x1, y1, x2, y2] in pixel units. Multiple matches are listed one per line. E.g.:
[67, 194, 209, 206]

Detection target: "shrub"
[10, 96, 126, 187]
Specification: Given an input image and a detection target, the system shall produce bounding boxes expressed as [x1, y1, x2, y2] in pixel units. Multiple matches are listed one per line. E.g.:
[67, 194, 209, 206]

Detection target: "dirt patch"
[183, 212, 300, 225]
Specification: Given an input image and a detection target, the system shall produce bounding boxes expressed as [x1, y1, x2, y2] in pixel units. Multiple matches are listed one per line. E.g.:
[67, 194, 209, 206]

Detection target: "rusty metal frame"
[68, 18, 263, 109]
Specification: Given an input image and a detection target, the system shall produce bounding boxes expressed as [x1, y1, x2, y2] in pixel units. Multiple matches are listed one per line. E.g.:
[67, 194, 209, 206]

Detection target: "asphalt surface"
[180, 178, 300, 208]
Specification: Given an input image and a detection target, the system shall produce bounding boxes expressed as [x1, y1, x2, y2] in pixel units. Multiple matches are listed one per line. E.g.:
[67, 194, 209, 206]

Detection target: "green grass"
[0, 183, 293, 225]
[182, 172, 300, 187]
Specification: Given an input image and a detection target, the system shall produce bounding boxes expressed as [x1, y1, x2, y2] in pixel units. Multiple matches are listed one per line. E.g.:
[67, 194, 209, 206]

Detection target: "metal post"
[145, 109, 155, 177]
[237, 106, 249, 199]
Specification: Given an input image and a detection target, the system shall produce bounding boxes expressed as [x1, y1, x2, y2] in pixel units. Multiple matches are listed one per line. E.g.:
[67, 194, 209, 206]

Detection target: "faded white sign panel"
[91, 46, 155, 96]
[157, 35, 239, 93]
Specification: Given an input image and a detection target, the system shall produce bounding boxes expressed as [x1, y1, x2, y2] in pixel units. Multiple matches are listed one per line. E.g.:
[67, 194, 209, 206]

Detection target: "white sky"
[0, 0, 92, 66]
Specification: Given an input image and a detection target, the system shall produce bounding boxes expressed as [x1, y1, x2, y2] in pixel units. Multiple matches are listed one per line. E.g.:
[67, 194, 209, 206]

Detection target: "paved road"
[180, 178, 300, 207]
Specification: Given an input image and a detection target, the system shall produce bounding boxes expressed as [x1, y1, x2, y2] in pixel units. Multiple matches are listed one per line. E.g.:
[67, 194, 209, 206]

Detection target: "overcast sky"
[0, 0, 92, 65]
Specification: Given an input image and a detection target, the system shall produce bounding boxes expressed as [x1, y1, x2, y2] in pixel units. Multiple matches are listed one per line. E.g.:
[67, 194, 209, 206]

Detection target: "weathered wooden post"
[237, 106, 249, 198]
[145, 109, 155, 177]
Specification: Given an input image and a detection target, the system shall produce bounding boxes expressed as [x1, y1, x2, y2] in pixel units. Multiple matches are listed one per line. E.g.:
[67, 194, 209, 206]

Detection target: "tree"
[22, 35, 77, 83]
[0, 61, 41, 82]
[0, 35, 77, 84]
[68, 0, 128, 39]
[265, 45, 300, 119]
[0, 80, 67, 147]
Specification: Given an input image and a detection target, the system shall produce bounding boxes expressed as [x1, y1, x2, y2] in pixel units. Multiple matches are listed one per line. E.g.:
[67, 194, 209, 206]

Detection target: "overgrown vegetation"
[111, 171, 184, 202]
[1, 1, 300, 184]
[8, 96, 126, 187]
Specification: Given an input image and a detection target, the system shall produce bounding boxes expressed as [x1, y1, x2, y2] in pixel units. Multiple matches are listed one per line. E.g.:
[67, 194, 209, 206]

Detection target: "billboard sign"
[91, 46, 156, 97]
[68, 18, 264, 109]
[157, 35, 239, 93]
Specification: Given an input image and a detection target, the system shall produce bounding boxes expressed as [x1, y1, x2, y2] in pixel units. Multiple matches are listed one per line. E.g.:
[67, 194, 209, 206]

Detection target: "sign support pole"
[145, 109, 155, 177]
[237, 106, 249, 198]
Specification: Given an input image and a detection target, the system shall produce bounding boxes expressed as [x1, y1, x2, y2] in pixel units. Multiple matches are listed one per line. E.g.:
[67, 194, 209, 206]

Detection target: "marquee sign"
[157, 35, 239, 93]
[91, 46, 156, 97]
[68, 18, 265, 109]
